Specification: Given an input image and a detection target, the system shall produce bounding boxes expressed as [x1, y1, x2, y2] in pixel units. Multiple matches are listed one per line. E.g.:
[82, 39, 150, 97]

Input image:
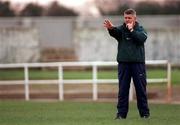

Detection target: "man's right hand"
[103, 19, 114, 29]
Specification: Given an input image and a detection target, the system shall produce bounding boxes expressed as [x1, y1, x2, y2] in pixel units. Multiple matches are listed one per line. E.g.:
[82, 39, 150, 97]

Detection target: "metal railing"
[0, 60, 171, 102]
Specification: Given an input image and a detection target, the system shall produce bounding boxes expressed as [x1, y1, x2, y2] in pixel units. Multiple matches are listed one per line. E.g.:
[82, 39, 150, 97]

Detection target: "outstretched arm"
[104, 19, 122, 40]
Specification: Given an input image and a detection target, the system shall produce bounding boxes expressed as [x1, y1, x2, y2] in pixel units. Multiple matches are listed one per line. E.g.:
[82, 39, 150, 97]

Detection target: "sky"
[2, 0, 166, 16]
[3, 0, 166, 7]
[2, 0, 88, 7]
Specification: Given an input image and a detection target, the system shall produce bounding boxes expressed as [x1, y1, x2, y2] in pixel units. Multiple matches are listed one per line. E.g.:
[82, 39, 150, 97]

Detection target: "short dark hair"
[124, 8, 136, 16]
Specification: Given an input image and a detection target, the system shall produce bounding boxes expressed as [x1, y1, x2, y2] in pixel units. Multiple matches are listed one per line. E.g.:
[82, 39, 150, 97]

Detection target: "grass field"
[0, 69, 180, 84]
[0, 101, 180, 125]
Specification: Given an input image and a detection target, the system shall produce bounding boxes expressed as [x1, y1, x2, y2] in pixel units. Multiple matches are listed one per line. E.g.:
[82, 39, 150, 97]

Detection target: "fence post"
[24, 64, 29, 101]
[167, 62, 172, 103]
[129, 79, 133, 101]
[58, 64, 64, 101]
[92, 63, 98, 101]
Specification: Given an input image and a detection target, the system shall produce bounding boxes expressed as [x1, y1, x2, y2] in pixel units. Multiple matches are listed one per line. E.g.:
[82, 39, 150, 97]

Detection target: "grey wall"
[35, 18, 74, 48]
[0, 17, 75, 49]
[74, 16, 180, 64]
[0, 27, 40, 63]
[0, 16, 180, 64]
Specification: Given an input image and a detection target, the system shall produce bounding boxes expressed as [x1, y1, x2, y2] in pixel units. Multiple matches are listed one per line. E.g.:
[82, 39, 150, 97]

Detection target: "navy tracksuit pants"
[117, 62, 150, 118]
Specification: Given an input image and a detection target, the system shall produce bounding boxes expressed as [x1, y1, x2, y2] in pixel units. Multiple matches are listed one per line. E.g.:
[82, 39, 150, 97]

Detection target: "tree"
[135, 2, 162, 15]
[98, 1, 180, 15]
[0, 1, 15, 17]
[99, 4, 130, 16]
[162, 1, 180, 15]
[113, 4, 130, 15]
[20, 3, 44, 16]
[45, 1, 78, 16]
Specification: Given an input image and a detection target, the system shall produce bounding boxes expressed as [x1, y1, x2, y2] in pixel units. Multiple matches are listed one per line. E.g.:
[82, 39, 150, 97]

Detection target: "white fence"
[0, 60, 172, 102]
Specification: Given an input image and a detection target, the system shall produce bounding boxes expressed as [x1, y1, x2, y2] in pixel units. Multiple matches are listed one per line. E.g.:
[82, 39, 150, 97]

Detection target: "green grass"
[0, 69, 180, 84]
[0, 101, 180, 125]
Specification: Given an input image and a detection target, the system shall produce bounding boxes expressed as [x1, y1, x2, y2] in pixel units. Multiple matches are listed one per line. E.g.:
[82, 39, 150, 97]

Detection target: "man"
[104, 8, 150, 119]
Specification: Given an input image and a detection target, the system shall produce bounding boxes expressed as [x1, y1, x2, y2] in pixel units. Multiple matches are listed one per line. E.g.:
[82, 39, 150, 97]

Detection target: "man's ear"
[134, 16, 137, 22]
[133, 16, 137, 26]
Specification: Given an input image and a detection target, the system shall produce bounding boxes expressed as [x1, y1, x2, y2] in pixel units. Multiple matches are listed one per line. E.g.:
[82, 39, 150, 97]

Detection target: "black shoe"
[141, 115, 150, 119]
[115, 115, 126, 120]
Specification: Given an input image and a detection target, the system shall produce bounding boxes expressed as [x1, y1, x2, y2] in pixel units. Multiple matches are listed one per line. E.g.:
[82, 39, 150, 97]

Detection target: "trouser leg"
[117, 63, 131, 118]
[131, 63, 150, 117]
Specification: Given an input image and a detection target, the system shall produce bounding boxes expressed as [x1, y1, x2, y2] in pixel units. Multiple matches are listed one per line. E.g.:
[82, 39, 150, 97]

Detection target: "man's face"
[124, 14, 136, 25]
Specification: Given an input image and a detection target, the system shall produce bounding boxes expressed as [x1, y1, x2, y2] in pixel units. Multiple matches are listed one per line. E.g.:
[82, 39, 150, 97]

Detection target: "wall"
[0, 27, 40, 63]
[0, 16, 179, 64]
[74, 16, 180, 64]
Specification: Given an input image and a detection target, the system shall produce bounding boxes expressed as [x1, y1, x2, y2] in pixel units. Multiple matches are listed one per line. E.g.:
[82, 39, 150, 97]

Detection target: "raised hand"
[103, 19, 114, 29]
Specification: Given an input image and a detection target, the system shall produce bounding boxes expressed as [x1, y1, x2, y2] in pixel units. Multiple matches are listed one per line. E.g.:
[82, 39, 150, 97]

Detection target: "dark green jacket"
[108, 22, 147, 62]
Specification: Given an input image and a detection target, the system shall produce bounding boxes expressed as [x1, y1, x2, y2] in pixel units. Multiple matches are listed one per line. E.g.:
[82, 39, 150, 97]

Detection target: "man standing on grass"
[104, 8, 150, 119]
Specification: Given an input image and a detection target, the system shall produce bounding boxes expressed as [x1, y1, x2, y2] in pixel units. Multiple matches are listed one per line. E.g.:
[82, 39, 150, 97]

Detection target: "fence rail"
[0, 60, 171, 102]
